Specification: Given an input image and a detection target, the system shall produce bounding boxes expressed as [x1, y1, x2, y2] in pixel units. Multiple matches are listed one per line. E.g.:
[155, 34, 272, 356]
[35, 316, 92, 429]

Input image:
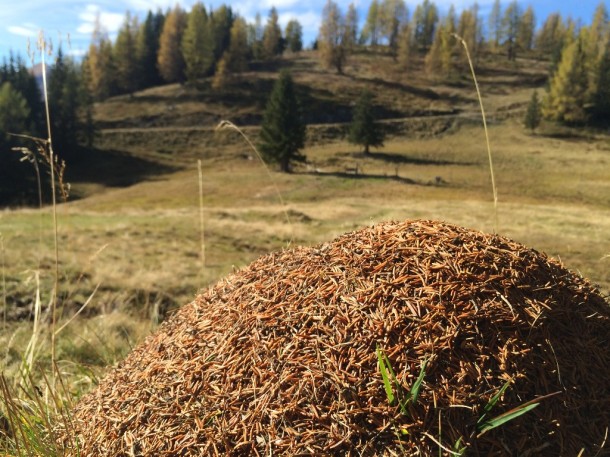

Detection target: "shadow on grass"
[297, 169, 418, 185]
[66, 146, 177, 189]
[342, 151, 477, 166]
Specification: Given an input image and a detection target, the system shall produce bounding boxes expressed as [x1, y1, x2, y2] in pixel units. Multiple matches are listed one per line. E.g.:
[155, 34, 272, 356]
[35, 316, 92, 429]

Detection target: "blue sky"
[0, 0, 604, 64]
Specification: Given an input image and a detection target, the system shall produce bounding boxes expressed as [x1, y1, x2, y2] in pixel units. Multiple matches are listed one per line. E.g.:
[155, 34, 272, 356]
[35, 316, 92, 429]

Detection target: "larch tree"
[517, 6, 535, 52]
[345, 3, 359, 49]
[412, 0, 438, 51]
[248, 13, 264, 60]
[488, 0, 502, 51]
[425, 22, 452, 79]
[157, 5, 187, 83]
[543, 35, 588, 124]
[225, 17, 249, 73]
[501, 0, 520, 60]
[285, 20, 304, 53]
[182, 3, 215, 82]
[361, 0, 381, 46]
[535, 13, 566, 65]
[259, 70, 306, 173]
[397, 24, 414, 70]
[212, 55, 229, 91]
[380, 0, 408, 58]
[262, 7, 283, 59]
[348, 90, 384, 155]
[85, 13, 116, 100]
[464, 3, 483, 59]
[456, 8, 478, 64]
[114, 12, 139, 94]
[318, 0, 348, 73]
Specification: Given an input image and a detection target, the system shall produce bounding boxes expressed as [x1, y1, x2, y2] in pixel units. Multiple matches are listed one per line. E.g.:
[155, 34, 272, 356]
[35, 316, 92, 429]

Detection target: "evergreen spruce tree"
[348, 90, 384, 155]
[135, 10, 165, 90]
[0, 82, 32, 205]
[259, 71, 306, 173]
[182, 3, 215, 82]
[211, 5, 234, 61]
[114, 12, 139, 94]
[48, 48, 85, 158]
[524, 91, 541, 132]
[592, 39, 610, 122]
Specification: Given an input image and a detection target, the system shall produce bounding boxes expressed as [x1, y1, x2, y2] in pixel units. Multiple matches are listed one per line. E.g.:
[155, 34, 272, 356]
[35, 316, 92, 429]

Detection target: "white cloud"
[7, 24, 38, 38]
[77, 4, 124, 35]
[125, 0, 186, 11]
[263, 0, 301, 8]
[279, 10, 321, 30]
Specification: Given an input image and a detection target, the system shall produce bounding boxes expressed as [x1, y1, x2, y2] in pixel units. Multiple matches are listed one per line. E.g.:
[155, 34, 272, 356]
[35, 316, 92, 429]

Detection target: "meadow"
[0, 50, 609, 451]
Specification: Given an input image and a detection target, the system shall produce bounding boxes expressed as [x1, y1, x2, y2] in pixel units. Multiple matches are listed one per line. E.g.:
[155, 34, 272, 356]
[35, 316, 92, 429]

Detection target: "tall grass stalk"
[20, 271, 43, 379]
[216, 120, 293, 243]
[1, 233, 6, 329]
[453, 34, 498, 233]
[197, 159, 206, 287]
[38, 32, 60, 371]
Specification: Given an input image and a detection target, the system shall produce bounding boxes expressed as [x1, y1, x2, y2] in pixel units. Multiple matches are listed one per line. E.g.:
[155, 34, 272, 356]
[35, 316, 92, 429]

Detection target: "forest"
[0, 0, 609, 205]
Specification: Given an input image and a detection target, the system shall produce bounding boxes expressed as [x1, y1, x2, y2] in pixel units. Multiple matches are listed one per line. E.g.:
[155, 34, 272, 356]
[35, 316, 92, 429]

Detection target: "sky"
[0, 0, 604, 65]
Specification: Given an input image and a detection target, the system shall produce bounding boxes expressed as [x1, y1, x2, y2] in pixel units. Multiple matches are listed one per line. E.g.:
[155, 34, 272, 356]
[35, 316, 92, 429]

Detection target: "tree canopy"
[348, 90, 384, 155]
[259, 71, 306, 173]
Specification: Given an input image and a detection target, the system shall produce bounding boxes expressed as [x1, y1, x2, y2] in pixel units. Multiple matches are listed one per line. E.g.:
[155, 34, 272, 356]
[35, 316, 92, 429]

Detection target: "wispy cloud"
[279, 11, 321, 32]
[7, 24, 39, 38]
[77, 4, 124, 35]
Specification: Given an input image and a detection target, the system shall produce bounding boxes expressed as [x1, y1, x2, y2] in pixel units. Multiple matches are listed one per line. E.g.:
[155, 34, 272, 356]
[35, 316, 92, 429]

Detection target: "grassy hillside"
[0, 49, 608, 394]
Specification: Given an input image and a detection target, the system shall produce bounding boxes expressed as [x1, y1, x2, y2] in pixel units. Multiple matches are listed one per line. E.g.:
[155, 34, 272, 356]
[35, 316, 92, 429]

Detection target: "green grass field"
[0, 51, 608, 432]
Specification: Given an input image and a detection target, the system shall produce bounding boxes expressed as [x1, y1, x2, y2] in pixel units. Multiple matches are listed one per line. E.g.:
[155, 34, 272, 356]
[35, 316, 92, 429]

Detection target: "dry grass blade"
[216, 120, 293, 243]
[453, 34, 498, 233]
[1, 233, 6, 330]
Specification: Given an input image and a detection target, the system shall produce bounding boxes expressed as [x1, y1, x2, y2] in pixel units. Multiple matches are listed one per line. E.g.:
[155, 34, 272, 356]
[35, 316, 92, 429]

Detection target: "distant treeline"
[0, 0, 609, 205]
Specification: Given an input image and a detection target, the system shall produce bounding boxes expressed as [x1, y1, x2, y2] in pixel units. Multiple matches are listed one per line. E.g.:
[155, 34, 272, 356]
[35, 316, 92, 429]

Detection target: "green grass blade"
[477, 380, 511, 424]
[478, 402, 539, 436]
[376, 345, 395, 406]
[410, 358, 427, 405]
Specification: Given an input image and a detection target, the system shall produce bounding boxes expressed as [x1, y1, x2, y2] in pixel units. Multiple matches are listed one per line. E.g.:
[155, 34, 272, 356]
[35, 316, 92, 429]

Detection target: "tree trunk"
[281, 156, 291, 173]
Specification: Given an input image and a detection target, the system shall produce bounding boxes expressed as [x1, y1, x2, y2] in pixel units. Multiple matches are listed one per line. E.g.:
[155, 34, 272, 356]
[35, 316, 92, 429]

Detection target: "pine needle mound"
[65, 220, 610, 456]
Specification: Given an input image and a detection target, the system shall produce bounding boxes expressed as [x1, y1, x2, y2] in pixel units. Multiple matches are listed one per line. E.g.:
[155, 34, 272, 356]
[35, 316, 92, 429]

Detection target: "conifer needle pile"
[64, 220, 610, 456]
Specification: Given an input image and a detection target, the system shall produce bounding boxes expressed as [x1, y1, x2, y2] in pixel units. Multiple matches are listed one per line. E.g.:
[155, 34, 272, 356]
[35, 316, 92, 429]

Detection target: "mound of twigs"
[64, 220, 610, 456]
